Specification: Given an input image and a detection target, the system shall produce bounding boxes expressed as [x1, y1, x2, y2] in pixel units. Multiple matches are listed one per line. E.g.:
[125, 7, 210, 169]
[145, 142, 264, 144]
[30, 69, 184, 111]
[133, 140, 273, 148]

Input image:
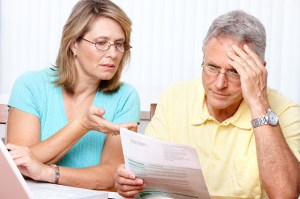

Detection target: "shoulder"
[113, 82, 139, 99]
[97, 82, 140, 104]
[267, 88, 300, 113]
[267, 88, 299, 107]
[11, 68, 58, 99]
[161, 78, 203, 98]
[155, 78, 203, 112]
[118, 82, 138, 93]
[14, 68, 54, 85]
[9, 68, 56, 116]
[168, 78, 201, 89]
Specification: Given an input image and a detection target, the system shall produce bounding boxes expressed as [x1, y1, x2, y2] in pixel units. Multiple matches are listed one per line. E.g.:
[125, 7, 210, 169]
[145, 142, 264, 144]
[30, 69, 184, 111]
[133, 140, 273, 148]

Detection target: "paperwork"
[27, 180, 108, 199]
[120, 128, 210, 199]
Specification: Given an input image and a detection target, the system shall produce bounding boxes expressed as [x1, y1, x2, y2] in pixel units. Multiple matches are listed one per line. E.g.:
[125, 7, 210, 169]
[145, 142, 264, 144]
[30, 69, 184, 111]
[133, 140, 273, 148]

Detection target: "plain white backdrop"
[0, 0, 300, 111]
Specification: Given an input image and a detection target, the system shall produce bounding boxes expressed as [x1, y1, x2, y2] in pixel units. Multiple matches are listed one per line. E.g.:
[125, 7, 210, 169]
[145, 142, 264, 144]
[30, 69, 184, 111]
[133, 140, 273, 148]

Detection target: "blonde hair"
[54, 0, 132, 93]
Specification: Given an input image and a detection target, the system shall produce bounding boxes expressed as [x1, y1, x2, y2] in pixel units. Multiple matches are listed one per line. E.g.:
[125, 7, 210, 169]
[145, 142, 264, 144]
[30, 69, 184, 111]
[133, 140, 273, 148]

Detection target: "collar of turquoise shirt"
[191, 89, 252, 130]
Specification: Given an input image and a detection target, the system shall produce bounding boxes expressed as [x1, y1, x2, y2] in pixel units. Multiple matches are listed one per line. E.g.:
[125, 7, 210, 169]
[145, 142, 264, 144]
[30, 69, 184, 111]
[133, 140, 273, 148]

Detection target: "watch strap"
[251, 115, 267, 128]
[251, 108, 279, 128]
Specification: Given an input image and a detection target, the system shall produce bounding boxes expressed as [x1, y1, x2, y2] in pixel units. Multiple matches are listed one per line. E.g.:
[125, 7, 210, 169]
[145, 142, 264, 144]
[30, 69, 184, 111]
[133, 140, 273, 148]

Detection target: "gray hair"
[202, 10, 266, 60]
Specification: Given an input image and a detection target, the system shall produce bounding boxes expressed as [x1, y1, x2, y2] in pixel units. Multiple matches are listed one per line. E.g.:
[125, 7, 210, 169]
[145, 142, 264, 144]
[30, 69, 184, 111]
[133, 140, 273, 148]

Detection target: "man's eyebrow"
[206, 63, 237, 72]
[228, 68, 238, 72]
[206, 63, 220, 68]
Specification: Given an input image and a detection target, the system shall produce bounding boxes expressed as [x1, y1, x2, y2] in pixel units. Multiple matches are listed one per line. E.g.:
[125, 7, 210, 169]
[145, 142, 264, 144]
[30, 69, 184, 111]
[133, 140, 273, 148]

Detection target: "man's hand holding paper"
[118, 128, 210, 199]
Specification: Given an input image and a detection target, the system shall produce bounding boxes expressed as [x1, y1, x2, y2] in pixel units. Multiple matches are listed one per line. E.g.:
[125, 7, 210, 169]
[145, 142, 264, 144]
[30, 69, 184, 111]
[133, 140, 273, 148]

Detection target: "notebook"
[0, 140, 108, 199]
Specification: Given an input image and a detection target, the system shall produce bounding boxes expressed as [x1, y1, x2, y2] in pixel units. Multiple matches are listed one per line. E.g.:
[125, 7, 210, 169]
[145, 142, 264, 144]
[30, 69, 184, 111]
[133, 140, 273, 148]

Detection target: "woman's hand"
[6, 143, 54, 183]
[114, 164, 146, 198]
[79, 106, 138, 135]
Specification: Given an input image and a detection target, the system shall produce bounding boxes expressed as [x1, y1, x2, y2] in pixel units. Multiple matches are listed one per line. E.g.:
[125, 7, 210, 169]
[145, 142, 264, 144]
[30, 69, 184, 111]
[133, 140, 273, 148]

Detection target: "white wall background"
[1, 0, 300, 111]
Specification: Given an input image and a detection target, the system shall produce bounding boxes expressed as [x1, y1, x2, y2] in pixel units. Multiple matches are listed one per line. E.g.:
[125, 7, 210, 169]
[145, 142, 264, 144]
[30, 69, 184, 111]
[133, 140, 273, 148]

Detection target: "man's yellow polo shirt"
[145, 78, 300, 199]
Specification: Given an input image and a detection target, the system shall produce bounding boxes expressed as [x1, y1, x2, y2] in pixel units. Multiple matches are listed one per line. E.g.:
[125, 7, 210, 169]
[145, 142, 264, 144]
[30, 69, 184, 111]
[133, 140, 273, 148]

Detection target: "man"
[115, 10, 300, 198]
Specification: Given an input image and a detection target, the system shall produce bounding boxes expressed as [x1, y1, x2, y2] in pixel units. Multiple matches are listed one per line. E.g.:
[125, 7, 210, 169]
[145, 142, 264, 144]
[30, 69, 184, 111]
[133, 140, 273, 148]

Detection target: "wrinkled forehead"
[202, 37, 254, 68]
[204, 34, 253, 51]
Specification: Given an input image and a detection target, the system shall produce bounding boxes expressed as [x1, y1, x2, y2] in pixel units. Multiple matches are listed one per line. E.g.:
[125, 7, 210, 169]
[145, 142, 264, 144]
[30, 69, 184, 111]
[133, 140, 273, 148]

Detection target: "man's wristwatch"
[251, 108, 279, 128]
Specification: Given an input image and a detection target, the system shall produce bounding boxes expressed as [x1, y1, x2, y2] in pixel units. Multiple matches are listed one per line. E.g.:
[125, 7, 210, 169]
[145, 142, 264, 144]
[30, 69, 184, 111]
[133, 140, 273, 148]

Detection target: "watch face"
[267, 110, 279, 125]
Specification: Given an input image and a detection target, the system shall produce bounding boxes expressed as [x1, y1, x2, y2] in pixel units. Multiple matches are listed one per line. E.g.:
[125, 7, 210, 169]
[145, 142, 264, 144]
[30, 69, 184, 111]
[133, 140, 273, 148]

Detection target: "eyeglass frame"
[201, 63, 240, 80]
[80, 37, 132, 53]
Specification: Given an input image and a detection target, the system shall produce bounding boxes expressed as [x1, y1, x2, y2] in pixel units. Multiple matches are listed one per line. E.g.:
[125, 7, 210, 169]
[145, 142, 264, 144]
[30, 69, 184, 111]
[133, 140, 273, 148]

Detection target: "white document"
[27, 180, 108, 199]
[120, 128, 210, 199]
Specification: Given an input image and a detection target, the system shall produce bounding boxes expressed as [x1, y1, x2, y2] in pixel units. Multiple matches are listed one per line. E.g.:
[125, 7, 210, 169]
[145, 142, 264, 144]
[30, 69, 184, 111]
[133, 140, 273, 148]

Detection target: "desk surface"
[26, 180, 123, 199]
[212, 197, 250, 199]
[26, 180, 258, 199]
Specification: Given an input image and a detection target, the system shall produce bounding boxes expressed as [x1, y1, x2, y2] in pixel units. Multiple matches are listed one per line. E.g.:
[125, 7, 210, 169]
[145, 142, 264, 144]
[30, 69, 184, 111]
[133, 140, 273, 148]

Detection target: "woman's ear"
[263, 61, 266, 67]
[70, 40, 78, 56]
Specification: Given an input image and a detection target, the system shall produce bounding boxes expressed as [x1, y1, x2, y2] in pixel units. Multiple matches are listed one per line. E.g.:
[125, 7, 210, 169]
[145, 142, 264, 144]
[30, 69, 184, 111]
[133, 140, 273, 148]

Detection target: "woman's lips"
[100, 64, 114, 68]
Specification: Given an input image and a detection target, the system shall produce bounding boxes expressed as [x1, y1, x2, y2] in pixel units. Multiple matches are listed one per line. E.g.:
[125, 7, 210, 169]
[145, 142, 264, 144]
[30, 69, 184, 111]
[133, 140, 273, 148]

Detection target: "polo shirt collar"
[191, 86, 252, 130]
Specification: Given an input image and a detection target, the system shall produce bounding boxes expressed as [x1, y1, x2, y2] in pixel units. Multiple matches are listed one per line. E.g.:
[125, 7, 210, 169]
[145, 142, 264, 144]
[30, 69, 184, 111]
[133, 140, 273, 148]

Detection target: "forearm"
[58, 164, 116, 190]
[254, 125, 300, 198]
[31, 118, 88, 164]
[31, 163, 117, 190]
[7, 108, 89, 164]
[55, 134, 124, 190]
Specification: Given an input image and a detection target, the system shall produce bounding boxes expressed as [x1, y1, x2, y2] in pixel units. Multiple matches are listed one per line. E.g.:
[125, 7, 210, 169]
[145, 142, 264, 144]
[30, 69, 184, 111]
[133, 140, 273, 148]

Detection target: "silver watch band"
[251, 108, 279, 128]
[251, 116, 267, 127]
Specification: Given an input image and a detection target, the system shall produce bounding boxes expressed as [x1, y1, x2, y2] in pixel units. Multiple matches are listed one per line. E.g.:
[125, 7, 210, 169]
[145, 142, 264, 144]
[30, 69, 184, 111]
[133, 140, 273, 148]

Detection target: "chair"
[140, 103, 157, 121]
[138, 103, 157, 134]
[150, 103, 157, 120]
[0, 104, 8, 143]
[0, 104, 8, 124]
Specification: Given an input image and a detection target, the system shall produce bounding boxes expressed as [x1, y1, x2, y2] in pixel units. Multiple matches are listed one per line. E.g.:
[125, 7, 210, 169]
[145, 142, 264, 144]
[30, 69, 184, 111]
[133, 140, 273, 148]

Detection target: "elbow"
[97, 182, 115, 190]
[267, 187, 299, 199]
[94, 175, 115, 190]
[95, 184, 115, 191]
[268, 194, 299, 199]
[265, 169, 300, 199]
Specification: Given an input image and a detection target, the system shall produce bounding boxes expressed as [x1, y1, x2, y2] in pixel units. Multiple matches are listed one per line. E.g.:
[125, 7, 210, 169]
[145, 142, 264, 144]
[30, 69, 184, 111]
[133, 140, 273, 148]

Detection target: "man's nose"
[215, 72, 228, 89]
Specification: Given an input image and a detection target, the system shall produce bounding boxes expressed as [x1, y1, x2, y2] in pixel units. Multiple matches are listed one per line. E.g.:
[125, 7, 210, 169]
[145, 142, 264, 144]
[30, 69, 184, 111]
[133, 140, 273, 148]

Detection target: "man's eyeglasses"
[202, 64, 240, 80]
[80, 37, 131, 53]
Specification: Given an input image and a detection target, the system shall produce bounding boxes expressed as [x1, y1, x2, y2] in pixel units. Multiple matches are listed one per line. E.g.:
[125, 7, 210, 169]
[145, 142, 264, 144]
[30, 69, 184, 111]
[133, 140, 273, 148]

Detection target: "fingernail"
[228, 52, 232, 56]
[137, 179, 143, 184]
[244, 44, 249, 50]
[129, 174, 135, 179]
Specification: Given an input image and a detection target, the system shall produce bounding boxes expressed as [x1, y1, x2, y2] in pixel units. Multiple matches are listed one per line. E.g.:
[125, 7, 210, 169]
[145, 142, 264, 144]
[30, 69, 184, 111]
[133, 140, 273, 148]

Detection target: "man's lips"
[211, 90, 229, 98]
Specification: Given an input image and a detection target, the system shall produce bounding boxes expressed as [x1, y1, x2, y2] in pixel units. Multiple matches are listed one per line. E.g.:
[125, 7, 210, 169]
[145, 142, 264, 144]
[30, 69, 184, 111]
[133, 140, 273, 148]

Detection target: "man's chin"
[207, 98, 230, 109]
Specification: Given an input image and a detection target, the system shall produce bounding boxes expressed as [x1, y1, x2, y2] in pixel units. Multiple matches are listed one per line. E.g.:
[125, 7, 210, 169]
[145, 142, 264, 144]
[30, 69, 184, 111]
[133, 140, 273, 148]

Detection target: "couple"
[5, 0, 300, 198]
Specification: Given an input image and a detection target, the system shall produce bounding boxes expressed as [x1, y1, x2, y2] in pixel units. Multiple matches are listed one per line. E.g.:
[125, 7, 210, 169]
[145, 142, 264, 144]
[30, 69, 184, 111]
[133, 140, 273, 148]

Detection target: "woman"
[6, 0, 139, 190]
